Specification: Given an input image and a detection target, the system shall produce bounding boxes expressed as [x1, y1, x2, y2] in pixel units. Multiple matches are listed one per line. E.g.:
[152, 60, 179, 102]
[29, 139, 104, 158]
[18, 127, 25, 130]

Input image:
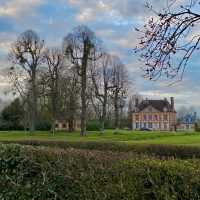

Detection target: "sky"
[0, 0, 200, 113]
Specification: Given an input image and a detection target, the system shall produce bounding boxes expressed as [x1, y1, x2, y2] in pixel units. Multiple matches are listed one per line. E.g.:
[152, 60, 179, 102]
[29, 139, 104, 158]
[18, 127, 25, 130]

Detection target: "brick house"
[132, 97, 176, 131]
[55, 118, 81, 131]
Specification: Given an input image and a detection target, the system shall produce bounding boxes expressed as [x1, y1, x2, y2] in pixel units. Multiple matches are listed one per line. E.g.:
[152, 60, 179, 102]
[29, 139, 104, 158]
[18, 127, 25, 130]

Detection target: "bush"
[86, 120, 100, 131]
[36, 120, 51, 131]
[5, 140, 200, 159]
[1, 144, 200, 199]
[0, 120, 24, 131]
[86, 120, 115, 131]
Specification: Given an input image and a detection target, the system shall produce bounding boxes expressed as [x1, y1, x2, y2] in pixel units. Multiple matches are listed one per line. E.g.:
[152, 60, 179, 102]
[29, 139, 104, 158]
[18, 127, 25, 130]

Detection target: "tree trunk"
[80, 67, 87, 136]
[114, 91, 119, 130]
[68, 118, 74, 132]
[100, 92, 107, 133]
[80, 41, 90, 136]
[51, 86, 57, 135]
[68, 95, 75, 132]
[52, 119, 56, 135]
[30, 71, 37, 133]
[120, 106, 123, 129]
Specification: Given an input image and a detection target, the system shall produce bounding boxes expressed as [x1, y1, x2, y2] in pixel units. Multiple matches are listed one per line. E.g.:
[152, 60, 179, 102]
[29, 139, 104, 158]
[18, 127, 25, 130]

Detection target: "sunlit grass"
[0, 130, 200, 145]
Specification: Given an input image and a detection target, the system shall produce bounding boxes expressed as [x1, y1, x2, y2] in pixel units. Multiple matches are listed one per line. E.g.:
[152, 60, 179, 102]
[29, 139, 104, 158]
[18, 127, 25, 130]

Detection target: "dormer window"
[163, 107, 167, 112]
[149, 107, 152, 112]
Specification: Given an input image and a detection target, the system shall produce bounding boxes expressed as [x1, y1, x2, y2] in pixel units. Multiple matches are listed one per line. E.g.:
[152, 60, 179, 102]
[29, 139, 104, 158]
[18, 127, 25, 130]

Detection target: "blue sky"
[0, 0, 200, 112]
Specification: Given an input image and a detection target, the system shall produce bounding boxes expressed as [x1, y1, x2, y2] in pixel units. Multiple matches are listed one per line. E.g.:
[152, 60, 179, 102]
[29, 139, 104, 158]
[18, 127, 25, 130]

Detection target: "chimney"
[170, 97, 174, 110]
[135, 98, 139, 108]
[194, 112, 197, 121]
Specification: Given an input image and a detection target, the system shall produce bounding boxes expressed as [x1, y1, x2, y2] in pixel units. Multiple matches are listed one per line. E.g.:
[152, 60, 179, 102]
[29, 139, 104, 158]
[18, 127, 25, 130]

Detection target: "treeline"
[7, 25, 130, 135]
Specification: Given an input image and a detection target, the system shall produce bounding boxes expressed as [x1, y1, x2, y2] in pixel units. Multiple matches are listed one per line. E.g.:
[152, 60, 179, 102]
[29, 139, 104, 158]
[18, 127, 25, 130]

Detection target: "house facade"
[132, 97, 176, 131]
[55, 119, 81, 131]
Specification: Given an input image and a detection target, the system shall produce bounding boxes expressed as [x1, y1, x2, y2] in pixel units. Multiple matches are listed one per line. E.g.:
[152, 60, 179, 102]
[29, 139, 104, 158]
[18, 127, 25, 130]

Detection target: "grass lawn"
[0, 130, 200, 145]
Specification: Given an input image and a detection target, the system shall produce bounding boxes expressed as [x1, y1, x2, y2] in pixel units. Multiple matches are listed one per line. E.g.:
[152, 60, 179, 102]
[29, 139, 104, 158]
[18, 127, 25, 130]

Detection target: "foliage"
[36, 120, 51, 131]
[1, 144, 200, 199]
[86, 120, 101, 131]
[1, 98, 24, 130]
[5, 139, 200, 159]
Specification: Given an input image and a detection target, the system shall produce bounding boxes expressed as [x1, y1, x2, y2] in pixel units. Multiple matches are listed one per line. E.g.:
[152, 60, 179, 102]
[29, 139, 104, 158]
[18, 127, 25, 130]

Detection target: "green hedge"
[4, 140, 200, 159]
[86, 120, 101, 131]
[86, 120, 115, 131]
[1, 144, 200, 199]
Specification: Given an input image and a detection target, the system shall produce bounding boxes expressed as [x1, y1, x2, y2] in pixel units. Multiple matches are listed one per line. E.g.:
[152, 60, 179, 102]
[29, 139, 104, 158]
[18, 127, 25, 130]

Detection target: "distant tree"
[43, 47, 63, 134]
[90, 53, 116, 132]
[111, 56, 128, 130]
[60, 65, 80, 132]
[63, 25, 102, 136]
[9, 30, 45, 132]
[135, 0, 200, 80]
[1, 98, 24, 130]
[177, 106, 196, 120]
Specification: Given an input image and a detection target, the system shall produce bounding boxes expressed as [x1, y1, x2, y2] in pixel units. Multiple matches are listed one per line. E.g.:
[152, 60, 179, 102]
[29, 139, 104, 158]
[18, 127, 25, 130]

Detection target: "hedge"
[4, 140, 200, 159]
[1, 144, 200, 199]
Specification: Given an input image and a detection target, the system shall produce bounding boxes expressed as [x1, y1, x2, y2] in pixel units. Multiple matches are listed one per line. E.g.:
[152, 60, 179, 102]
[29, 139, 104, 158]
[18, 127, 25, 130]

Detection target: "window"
[154, 123, 158, 129]
[164, 123, 168, 130]
[149, 115, 152, 121]
[164, 114, 168, 121]
[135, 115, 139, 121]
[154, 115, 158, 121]
[55, 124, 58, 128]
[148, 122, 152, 129]
[144, 123, 147, 128]
[136, 123, 139, 129]
[163, 107, 167, 112]
[62, 123, 66, 128]
[143, 115, 147, 121]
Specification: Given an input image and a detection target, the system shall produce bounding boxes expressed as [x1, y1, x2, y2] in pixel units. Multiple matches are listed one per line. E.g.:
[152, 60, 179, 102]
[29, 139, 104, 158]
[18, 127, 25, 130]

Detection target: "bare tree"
[9, 30, 44, 132]
[111, 56, 128, 130]
[135, 0, 200, 80]
[60, 64, 80, 132]
[90, 53, 116, 132]
[43, 48, 63, 134]
[63, 25, 102, 136]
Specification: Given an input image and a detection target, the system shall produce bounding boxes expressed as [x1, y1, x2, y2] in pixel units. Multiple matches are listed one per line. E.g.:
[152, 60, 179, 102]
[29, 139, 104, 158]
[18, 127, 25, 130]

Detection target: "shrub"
[86, 120, 100, 131]
[5, 140, 200, 159]
[86, 120, 115, 131]
[36, 120, 51, 131]
[1, 144, 200, 199]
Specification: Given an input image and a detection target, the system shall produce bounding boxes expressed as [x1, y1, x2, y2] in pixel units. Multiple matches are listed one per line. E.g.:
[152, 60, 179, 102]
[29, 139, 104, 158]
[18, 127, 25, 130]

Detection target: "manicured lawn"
[0, 130, 200, 145]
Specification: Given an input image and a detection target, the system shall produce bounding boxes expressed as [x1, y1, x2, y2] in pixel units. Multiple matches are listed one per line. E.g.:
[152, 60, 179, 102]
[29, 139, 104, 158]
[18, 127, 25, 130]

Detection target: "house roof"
[136, 99, 175, 113]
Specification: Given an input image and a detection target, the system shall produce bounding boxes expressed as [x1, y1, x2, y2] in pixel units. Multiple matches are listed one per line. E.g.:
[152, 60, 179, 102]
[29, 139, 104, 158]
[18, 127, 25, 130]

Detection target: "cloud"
[76, 8, 96, 22]
[68, 0, 168, 24]
[0, 32, 16, 54]
[0, 0, 45, 18]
